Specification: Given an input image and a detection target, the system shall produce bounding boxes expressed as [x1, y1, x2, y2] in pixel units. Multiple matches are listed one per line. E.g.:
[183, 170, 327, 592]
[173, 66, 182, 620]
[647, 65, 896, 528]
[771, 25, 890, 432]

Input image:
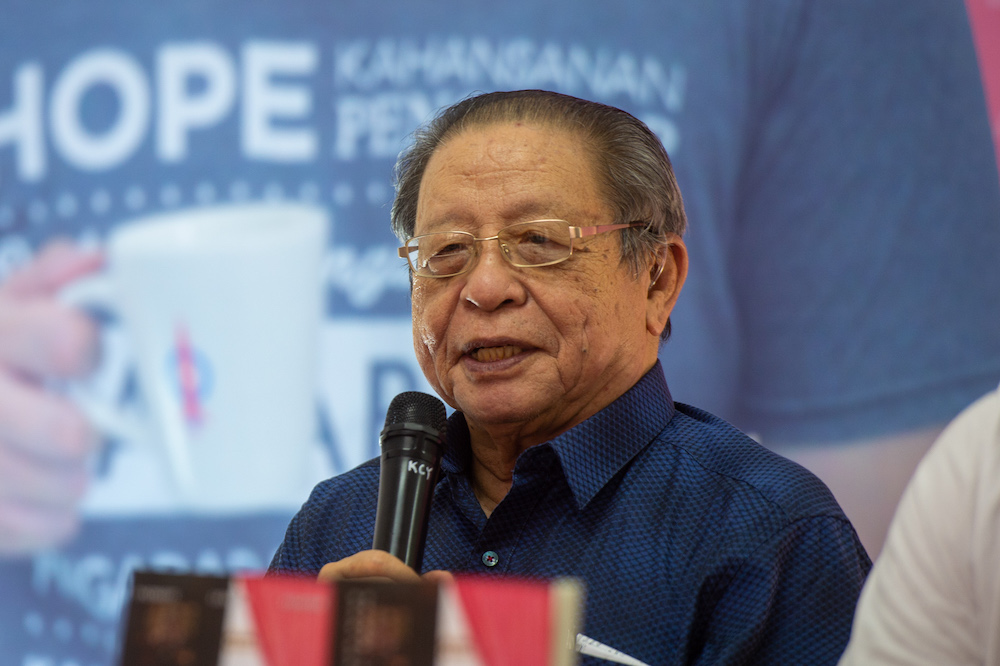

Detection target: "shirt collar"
[440, 361, 676, 509]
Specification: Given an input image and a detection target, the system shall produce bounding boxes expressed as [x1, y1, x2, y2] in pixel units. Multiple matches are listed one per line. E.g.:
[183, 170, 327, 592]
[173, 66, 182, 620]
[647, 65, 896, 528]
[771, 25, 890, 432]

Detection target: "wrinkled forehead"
[415, 122, 610, 233]
[437, 116, 600, 166]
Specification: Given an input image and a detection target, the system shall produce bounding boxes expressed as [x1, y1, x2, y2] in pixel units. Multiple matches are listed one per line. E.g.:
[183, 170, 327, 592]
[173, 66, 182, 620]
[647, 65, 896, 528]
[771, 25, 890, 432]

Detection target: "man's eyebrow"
[416, 213, 468, 233]
[499, 199, 567, 223]
[417, 201, 564, 233]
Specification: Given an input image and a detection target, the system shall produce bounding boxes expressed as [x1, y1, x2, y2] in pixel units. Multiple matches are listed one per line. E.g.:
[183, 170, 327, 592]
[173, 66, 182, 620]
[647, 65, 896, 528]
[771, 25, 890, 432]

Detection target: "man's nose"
[460, 240, 527, 311]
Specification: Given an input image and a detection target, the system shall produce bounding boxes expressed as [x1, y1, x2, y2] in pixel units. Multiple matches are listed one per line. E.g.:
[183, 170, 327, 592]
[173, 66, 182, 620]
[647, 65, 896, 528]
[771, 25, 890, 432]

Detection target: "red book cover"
[453, 577, 552, 666]
[241, 575, 334, 666]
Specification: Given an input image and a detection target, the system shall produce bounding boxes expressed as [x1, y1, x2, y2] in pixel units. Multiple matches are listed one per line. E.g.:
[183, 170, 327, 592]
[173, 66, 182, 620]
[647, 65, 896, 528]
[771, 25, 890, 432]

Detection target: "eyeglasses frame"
[397, 219, 648, 278]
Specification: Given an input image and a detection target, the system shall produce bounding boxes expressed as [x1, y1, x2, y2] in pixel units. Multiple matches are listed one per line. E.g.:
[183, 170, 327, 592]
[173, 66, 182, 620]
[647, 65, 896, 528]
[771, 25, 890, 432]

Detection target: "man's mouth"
[468, 345, 523, 362]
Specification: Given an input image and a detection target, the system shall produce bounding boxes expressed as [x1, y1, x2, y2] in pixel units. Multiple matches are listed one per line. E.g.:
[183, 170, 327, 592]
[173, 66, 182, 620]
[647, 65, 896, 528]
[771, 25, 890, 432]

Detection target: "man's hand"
[0, 241, 103, 555]
[318, 549, 454, 585]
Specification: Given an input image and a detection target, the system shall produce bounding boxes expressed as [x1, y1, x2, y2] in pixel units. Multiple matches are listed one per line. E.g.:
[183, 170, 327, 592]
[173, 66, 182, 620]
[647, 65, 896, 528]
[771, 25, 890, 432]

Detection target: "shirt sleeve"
[696, 514, 870, 665]
[838, 393, 1000, 665]
[268, 510, 305, 574]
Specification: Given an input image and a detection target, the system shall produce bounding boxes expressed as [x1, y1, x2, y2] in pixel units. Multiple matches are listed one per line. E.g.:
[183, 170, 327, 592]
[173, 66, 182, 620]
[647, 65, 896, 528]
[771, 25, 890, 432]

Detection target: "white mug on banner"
[61, 203, 330, 513]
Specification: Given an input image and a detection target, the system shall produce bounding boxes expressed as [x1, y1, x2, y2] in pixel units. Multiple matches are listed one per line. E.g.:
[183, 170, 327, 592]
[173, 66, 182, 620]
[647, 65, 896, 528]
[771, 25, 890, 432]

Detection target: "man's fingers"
[0, 298, 99, 379]
[0, 373, 99, 462]
[0, 240, 102, 557]
[421, 569, 455, 585]
[0, 501, 81, 555]
[0, 239, 104, 381]
[317, 550, 422, 584]
[0, 443, 91, 507]
[1, 240, 103, 299]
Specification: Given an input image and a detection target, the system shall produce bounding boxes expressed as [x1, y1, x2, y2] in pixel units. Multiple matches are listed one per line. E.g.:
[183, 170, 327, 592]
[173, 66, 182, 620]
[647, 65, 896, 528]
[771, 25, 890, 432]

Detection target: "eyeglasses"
[398, 219, 646, 278]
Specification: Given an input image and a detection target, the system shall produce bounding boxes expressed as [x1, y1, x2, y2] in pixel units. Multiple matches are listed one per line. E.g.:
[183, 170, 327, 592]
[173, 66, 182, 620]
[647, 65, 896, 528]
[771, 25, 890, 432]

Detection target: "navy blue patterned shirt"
[270, 364, 871, 664]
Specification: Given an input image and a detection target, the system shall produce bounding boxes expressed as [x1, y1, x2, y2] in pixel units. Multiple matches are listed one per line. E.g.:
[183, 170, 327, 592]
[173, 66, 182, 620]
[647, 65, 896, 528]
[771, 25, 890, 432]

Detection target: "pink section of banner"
[967, 0, 1000, 176]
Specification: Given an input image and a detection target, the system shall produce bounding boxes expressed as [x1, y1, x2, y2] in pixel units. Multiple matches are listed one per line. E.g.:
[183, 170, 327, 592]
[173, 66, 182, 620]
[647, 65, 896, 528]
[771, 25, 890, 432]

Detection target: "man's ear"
[646, 236, 688, 337]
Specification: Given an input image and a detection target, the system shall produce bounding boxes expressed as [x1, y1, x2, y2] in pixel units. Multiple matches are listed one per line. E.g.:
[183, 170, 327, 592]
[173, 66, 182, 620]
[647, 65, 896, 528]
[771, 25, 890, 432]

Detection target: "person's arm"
[267, 467, 453, 584]
[838, 394, 994, 665]
[696, 515, 870, 665]
[269, 520, 450, 584]
[0, 241, 103, 554]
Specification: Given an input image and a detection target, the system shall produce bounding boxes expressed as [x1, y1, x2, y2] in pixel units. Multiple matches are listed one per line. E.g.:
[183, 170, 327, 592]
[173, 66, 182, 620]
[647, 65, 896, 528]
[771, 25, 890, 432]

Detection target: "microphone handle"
[372, 446, 441, 570]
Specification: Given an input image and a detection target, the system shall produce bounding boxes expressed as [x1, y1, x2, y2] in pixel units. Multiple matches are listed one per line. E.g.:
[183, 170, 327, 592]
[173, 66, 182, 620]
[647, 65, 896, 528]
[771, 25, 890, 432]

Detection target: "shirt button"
[481, 551, 499, 567]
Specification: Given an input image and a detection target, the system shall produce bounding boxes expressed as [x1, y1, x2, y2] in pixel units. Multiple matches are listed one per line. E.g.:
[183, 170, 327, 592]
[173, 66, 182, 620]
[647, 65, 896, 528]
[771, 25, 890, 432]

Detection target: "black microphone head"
[384, 391, 448, 434]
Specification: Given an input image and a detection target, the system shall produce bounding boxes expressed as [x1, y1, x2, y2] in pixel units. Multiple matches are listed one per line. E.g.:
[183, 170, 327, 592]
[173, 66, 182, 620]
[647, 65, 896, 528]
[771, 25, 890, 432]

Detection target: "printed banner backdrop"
[2, 2, 1000, 665]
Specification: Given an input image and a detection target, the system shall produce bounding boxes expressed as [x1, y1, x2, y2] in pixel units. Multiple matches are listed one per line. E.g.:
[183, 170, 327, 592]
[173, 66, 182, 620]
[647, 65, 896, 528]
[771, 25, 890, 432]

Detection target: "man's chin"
[455, 391, 542, 428]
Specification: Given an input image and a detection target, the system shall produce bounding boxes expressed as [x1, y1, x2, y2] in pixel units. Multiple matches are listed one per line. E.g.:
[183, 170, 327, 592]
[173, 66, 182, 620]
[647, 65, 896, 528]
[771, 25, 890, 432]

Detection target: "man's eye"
[524, 233, 553, 245]
[433, 243, 467, 256]
[518, 233, 569, 251]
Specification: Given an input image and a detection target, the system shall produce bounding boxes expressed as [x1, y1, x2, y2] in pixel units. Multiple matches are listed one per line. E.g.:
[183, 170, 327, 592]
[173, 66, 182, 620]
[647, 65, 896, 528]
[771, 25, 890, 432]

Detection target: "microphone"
[372, 391, 448, 571]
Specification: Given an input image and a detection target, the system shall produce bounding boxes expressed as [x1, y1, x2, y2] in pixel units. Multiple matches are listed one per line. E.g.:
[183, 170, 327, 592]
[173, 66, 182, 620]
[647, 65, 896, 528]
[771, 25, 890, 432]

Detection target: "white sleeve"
[839, 390, 1000, 666]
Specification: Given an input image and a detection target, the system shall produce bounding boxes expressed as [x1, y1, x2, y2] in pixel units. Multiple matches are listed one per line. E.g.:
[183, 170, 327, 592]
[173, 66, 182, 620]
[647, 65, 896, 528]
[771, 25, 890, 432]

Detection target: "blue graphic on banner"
[0, 515, 288, 665]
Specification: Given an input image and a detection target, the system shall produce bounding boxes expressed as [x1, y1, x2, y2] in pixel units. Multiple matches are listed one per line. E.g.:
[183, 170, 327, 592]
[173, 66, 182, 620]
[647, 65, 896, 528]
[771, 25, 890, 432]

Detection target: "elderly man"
[269, 90, 870, 664]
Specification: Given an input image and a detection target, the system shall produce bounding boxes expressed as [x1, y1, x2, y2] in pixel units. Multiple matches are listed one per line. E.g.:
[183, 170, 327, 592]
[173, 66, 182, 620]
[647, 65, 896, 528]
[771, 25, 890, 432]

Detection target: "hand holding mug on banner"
[0, 243, 104, 554]
[61, 203, 329, 513]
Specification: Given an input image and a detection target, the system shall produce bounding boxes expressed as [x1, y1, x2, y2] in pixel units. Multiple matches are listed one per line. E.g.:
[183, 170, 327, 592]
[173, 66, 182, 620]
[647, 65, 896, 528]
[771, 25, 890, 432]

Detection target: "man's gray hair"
[390, 89, 687, 338]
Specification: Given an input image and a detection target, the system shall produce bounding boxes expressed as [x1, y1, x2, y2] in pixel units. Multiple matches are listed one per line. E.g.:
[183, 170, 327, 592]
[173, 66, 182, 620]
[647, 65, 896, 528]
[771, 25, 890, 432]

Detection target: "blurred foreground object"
[119, 570, 582, 666]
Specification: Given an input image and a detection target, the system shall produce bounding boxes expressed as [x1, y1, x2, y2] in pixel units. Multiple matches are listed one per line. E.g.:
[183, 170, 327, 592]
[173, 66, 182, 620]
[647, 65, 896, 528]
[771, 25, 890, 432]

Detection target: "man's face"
[410, 122, 664, 441]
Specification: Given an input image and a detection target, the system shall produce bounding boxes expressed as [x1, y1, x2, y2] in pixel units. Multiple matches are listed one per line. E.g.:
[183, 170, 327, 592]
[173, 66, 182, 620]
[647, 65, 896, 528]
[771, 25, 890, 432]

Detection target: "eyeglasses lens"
[500, 220, 573, 267]
[408, 220, 574, 277]
[415, 233, 473, 276]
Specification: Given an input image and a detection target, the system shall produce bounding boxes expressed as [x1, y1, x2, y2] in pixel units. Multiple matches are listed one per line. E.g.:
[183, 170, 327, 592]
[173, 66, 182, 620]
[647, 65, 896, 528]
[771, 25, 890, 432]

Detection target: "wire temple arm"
[570, 221, 646, 239]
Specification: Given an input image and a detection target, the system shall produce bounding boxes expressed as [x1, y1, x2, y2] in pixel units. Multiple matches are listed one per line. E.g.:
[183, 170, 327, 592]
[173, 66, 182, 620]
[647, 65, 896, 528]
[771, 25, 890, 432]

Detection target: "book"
[119, 571, 229, 666]
[117, 571, 582, 666]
